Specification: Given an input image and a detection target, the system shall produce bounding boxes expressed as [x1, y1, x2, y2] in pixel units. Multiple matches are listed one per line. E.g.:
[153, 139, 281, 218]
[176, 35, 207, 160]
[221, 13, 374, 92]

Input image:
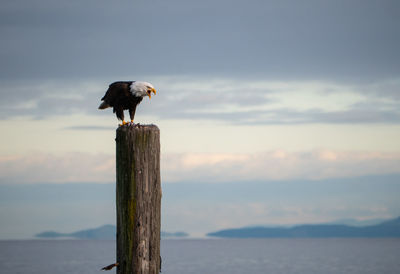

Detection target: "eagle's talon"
[119, 120, 129, 127]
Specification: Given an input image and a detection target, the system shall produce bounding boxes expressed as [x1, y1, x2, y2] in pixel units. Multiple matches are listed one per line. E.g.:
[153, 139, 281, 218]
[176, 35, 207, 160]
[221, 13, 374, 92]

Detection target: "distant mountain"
[36, 225, 116, 240]
[36, 225, 188, 239]
[207, 216, 400, 238]
[325, 218, 388, 227]
[161, 231, 189, 238]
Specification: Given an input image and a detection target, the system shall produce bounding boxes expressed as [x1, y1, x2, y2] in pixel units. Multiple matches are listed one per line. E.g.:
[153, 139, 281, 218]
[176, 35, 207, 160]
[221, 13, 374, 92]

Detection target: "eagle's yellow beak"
[147, 88, 157, 99]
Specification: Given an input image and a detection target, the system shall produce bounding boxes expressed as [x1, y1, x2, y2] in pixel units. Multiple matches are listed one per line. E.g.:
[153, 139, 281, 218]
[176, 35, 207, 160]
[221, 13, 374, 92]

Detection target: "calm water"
[0, 238, 399, 274]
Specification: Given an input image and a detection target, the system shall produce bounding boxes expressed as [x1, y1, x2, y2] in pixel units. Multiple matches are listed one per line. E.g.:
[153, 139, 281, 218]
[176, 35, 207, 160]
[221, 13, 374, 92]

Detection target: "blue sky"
[0, 0, 400, 238]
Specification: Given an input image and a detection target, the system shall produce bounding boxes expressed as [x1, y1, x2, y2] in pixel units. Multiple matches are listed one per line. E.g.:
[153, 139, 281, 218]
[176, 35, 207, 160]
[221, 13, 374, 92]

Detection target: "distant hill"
[36, 225, 116, 240]
[36, 225, 188, 239]
[161, 231, 189, 238]
[325, 218, 388, 227]
[207, 216, 400, 238]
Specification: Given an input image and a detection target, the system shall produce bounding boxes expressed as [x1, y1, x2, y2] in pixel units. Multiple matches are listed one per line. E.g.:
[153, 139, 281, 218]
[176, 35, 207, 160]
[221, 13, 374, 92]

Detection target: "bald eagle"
[98, 81, 156, 125]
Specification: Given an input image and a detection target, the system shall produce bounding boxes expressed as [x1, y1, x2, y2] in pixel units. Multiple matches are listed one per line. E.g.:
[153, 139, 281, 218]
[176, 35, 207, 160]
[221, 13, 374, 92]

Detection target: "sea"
[0, 238, 399, 274]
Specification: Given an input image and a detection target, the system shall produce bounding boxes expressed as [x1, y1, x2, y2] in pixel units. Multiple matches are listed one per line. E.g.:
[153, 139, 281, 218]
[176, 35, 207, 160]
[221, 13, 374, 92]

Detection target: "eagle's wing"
[101, 82, 131, 106]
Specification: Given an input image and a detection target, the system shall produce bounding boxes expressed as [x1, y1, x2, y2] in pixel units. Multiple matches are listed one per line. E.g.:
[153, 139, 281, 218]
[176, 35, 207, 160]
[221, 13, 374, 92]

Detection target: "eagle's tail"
[98, 101, 110, 109]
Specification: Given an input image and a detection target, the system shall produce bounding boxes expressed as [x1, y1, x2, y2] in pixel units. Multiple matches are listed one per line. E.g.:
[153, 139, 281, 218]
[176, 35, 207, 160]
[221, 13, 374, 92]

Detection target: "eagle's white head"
[130, 81, 157, 99]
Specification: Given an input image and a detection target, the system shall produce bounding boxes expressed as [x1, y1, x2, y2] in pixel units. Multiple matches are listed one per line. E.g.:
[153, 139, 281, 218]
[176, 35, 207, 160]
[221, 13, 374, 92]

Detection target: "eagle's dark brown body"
[100, 81, 143, 122]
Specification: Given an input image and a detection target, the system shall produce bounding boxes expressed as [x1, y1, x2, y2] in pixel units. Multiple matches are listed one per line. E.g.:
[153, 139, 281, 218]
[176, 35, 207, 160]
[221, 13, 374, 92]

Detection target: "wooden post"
[115, 125, 161, 274]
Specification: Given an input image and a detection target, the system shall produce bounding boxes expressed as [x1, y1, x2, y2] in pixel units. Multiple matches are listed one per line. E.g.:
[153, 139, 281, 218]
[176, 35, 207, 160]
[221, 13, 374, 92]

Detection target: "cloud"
[1, 0, 399, 81]
[1, 78, 399, 126]
[144, 78, 400, 125]
[0, 80, 106, 119]
[2, 149, 399, 184]
[0, 152, 115, 184]
[163, 150, 400, 182]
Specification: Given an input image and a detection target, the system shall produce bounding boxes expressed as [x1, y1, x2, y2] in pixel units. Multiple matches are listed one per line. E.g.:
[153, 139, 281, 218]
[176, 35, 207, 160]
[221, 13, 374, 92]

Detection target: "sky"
[0, 0, 400, 238]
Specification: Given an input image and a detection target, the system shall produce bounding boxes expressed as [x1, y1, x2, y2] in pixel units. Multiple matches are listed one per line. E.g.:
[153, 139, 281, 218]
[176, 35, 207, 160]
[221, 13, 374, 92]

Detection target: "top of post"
[116, 124, 159, 133]
[115, 124, 160, 149]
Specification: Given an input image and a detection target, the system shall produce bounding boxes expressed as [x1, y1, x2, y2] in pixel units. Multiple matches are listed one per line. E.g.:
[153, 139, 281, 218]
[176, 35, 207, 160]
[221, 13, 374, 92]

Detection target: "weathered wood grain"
[116, 125, 161, 274]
